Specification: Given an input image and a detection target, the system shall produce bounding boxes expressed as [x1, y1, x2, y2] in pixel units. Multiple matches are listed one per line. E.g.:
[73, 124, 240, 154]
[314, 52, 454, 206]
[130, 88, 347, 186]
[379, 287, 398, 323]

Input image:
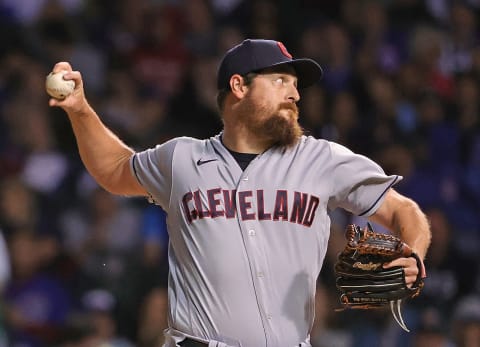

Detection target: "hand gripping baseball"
[46, 62, 87, 114]
[334, 223, 426, 332]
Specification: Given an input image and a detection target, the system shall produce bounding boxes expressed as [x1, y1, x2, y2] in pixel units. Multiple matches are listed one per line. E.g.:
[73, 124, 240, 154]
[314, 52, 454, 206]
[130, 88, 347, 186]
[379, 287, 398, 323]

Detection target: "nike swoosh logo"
[196, 159, 218, 166]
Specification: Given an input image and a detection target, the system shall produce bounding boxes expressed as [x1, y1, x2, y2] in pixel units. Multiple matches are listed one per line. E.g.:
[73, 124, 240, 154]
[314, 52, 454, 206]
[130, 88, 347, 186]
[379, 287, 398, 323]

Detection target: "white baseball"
[45, 70, 75, 100]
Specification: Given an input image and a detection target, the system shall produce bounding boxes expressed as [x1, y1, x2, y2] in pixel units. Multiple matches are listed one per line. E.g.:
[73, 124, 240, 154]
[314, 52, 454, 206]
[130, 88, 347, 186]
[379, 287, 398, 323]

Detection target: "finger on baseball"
[49, 98, 57, 107]
[49, 96, 67, 107]
[53, 62, 72, 73]
[62, 71, 82, 88]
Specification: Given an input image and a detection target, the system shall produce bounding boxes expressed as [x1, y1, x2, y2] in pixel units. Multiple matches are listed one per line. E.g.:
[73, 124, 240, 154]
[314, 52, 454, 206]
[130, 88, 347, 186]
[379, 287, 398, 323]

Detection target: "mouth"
[278, 107, 298, 121]
[279, 102, 298, 115]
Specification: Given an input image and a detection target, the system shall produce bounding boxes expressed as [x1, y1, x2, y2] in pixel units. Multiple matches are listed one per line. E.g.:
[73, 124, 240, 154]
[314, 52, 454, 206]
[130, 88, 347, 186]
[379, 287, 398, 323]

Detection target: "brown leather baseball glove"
[334, 223, 425, 331]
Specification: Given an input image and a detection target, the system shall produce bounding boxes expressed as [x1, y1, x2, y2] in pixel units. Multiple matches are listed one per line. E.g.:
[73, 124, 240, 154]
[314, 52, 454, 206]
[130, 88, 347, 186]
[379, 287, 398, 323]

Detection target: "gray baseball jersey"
[130, 134, 401, 347]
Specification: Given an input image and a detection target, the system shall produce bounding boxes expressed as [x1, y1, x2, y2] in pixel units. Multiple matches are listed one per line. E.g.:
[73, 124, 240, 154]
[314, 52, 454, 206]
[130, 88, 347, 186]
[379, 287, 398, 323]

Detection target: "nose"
[288, 86, 300, 103]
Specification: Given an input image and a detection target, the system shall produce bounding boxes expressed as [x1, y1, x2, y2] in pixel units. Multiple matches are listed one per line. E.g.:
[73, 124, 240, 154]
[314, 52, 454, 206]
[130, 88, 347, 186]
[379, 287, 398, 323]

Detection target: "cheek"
[250, 87, 277, 104]
[245, 94, 270, 115]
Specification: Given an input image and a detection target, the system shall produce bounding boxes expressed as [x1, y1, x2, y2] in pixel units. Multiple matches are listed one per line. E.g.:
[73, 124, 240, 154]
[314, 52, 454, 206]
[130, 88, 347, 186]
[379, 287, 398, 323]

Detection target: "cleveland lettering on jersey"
[181, 188, 320, 227]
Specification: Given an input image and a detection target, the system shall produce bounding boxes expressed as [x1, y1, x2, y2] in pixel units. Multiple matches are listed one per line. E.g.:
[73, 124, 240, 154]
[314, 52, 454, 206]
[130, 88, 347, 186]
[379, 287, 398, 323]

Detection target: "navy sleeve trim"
[132, 153, 161, 206]
[131, 153, 141, 183]
[358, 175, 399, 217]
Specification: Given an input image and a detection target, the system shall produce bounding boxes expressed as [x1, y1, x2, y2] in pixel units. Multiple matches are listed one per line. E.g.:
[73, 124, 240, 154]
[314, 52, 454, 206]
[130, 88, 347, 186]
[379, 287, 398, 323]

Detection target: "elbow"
[90, 173, 123, 195]
[94, 176, 144, 197]
[394, 194, 421, 218]
[95, 171, 144, 196]
[89, 155, 143, 197]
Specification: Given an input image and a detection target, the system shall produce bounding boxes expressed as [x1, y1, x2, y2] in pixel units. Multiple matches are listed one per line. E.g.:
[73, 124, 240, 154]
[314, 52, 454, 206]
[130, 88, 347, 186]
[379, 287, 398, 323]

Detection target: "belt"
[179, 338, 208, 347]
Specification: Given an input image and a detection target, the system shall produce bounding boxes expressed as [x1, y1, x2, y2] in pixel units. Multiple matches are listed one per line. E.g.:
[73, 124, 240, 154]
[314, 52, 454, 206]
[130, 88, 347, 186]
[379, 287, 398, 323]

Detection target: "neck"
[222, 123, 272, 154]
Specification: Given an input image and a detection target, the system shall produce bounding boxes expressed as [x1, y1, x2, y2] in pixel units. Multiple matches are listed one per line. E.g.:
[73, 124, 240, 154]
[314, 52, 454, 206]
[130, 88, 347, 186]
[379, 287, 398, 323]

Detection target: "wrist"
[67, 100, 93, 118]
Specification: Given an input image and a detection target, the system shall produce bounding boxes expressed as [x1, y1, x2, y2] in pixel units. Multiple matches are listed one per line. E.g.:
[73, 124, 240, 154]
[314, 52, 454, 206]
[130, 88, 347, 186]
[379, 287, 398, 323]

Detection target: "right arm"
[48, 62, 147, 197]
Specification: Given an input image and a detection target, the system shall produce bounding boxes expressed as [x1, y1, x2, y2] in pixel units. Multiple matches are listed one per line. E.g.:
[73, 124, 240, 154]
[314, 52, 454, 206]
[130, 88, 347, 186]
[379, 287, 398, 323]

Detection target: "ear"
[229, 74, 248, 99]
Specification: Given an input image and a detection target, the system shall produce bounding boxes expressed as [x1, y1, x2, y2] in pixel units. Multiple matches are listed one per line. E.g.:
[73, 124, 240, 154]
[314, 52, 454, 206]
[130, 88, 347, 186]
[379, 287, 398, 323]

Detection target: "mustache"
[278, 102, 298, 113]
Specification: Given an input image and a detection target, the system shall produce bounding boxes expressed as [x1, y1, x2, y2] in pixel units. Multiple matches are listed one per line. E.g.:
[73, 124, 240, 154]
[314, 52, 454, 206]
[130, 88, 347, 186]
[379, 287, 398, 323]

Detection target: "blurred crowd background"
[0, 0, 480, 346]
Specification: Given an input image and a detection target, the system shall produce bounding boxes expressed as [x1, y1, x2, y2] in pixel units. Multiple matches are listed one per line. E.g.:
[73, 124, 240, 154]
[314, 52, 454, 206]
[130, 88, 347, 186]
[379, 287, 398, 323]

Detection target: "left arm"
[369, 188, 431, 259]
[369, 188, 431, 284]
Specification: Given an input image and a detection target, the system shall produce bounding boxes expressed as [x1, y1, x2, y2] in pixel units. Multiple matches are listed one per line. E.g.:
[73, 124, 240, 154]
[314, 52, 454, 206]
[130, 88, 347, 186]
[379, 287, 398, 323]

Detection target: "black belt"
[179, 338, 208, 347]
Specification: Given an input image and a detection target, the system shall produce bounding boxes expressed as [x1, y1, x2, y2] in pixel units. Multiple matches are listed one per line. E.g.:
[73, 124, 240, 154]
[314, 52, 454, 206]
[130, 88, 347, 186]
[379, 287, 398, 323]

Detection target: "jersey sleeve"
[326, 142, 402, 216]
[130, 138, 178, 209]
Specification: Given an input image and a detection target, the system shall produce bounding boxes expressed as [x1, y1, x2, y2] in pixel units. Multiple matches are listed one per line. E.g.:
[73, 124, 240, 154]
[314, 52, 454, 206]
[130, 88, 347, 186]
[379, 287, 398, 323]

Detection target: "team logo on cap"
[277, 42, 292, 58]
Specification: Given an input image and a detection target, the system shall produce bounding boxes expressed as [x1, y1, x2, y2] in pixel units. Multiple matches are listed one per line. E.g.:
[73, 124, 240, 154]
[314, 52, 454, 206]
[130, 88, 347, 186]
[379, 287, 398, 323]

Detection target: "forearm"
[370, 189, 431, 259]
[390, 199, 431, 260]
[67, 102, 137, 194]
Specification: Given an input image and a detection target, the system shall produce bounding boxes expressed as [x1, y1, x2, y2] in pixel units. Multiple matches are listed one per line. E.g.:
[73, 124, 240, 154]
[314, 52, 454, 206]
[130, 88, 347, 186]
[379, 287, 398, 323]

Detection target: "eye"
[273, 77, 285, 85]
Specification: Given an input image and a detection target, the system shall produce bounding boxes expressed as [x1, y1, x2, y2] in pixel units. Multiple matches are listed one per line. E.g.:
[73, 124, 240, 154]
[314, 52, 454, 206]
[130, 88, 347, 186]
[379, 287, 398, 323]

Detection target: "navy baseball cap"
[217, 39, 323, 90]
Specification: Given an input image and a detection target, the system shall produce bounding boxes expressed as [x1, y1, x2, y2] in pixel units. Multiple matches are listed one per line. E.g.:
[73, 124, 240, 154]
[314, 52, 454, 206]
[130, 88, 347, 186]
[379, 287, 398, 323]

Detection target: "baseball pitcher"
[47, 39, 431, 347]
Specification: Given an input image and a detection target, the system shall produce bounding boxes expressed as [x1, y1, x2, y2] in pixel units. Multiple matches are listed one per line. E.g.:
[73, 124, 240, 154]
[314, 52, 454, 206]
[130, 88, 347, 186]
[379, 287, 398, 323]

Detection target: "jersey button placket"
[236, 169, 274, 344]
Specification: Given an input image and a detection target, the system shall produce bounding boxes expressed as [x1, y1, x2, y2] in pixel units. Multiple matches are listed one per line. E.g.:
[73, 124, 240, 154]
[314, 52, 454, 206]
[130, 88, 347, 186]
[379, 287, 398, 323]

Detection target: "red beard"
[239, 100, 303, 148]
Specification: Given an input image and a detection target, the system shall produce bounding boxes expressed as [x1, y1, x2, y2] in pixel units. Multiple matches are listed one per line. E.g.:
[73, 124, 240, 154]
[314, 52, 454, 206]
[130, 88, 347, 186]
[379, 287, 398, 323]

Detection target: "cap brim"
[268, 59, 323, 89]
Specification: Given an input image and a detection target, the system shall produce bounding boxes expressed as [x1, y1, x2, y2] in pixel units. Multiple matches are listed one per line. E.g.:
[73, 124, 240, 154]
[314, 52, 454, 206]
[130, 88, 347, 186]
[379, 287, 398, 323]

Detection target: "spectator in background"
[168, 55, 224, 138]
[62, 186, 142, 295]
[35, 2, 107, 97]
[451, 295, 480, 347]
[99, 68, 146, 144]
[79, 288, 134, 347]
[0, 0, 83, 27]
[105, 0, 147, 64]
[215, 25, 245, 56]
[406, 208, 476, 320]
[320, 22, 353, 95]
[409, 25, 455, 100]
[248, 0, 279, 40]
[438, 2, 479, 77]
[129, 3, 189, 100]
[55, 184, 144, 343]
[455, 73, 480, 217]
[297, 22, 325, 70]
[3, 229, 71, 347]
[298, 84, 327, 139]
[183, 0, 218, 57]
[100, 69, 173, 148]
[139, 204, 169, 278]
[0, 178, 39, 237]
[355, 1, 408, 75]
[360, 73, 404, 154]
[58, 288, 134, 347]
[412, 308, 454, 347]
[327, 91, 362, 150]
[19, 106, 69, 198]
[136, 287, 169, 347]
[111, 203, 170, 341]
